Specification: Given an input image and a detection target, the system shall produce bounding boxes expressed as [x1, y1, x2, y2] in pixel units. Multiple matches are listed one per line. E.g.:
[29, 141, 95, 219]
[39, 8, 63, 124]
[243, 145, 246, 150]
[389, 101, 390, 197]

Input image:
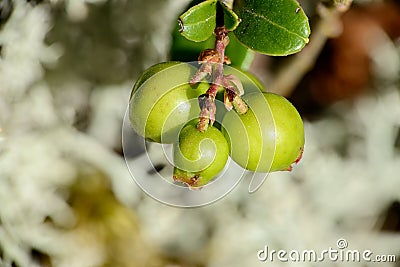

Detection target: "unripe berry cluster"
[129, 62, 304, 189]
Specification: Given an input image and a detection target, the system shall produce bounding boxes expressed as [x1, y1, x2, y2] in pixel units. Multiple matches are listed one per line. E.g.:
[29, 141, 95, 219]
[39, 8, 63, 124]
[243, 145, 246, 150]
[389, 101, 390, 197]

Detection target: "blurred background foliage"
[1, 0, 400, 266]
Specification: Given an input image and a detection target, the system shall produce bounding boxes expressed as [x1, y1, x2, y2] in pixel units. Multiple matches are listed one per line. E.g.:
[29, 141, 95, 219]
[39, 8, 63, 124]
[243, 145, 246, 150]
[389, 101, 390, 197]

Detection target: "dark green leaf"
[172, 0, 253, 69]
[233, 0, 310, 56]
[179, 0, 218, 42]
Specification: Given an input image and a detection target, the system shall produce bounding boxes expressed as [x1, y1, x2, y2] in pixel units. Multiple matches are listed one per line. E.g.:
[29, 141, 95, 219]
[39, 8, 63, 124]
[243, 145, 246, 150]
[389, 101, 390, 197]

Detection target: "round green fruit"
[129, 62, 209, 143]
[173, 121, 229, 188]
[222, 92, 304, 172]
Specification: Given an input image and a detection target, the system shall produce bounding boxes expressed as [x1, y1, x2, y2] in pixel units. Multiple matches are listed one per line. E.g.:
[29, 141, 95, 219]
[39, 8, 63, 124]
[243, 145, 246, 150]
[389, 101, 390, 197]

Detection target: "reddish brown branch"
[197, 26, 230, 132]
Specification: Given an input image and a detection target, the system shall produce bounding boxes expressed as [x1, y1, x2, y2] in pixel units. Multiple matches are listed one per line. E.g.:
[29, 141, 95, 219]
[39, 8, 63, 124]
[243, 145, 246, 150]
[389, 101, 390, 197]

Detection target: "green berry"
[222, 92, 304, 172]
[173, 121, 229, 188]
[129, 62, 208, 143]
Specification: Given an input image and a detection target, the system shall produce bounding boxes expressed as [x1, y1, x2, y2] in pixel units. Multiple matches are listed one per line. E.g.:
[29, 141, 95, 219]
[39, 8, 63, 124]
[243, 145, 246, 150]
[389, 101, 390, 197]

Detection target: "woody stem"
[197, 26, 229, 132]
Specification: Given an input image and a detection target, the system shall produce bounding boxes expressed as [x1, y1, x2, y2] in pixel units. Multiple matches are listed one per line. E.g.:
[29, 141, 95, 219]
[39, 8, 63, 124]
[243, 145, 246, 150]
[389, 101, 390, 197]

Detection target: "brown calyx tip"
[188, 174, 203, 190]
[294, 147, 304, 164]
[283, 147, 305, 172]
[285, 165, 293, 172]
[173, 171, 202, 190]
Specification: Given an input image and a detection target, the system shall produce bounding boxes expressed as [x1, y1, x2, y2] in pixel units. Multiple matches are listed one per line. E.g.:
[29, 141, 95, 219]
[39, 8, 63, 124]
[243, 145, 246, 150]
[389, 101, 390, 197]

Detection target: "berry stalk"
[197, 26, 230, 132]
[195, 26, 248, 131]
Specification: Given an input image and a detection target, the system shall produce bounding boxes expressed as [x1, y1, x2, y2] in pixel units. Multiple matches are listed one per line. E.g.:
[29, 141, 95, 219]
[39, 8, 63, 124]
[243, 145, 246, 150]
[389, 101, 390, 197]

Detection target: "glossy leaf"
[220, 1, 240, 31]
[233, 0, 310, 56]
[179, 0, 218, 42]
[172, 0, 253, 69]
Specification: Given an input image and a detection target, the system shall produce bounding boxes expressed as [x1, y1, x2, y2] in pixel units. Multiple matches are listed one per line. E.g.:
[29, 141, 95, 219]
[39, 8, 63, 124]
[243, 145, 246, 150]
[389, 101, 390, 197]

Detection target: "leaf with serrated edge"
[179, 0, 218, 42]
[233, 0, 310, 56]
